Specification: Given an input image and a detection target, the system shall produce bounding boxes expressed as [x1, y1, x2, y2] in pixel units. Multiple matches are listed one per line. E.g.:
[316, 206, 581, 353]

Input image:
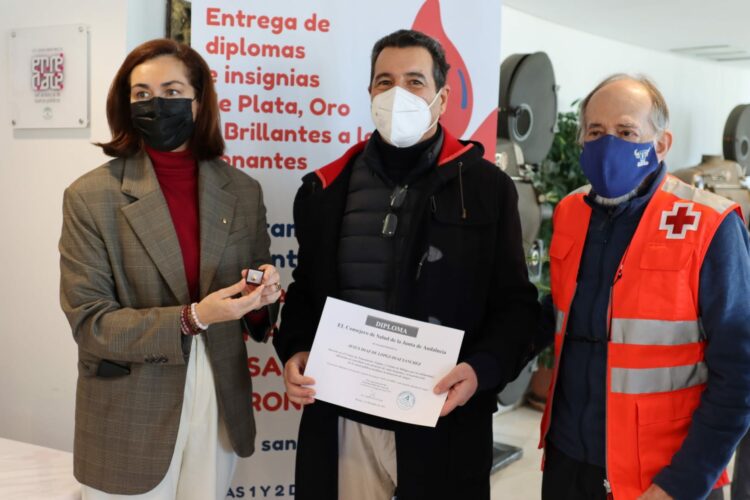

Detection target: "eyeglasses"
[381, 185, 408, 238]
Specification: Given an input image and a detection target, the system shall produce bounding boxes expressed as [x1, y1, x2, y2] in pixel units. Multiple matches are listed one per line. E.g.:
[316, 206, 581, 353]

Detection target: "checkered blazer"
[59, 153, 270, 494]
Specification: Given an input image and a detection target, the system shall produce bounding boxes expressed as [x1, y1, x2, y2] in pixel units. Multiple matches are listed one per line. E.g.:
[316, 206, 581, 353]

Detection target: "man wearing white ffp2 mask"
[277, 29, 539, 500]
[368, 44, 447, 148]
[371, 85, 443, 148]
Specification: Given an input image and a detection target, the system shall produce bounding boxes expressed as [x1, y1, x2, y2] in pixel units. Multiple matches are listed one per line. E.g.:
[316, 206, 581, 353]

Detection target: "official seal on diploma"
[304, 297, 464, 427]
[397, 391, 416, 410]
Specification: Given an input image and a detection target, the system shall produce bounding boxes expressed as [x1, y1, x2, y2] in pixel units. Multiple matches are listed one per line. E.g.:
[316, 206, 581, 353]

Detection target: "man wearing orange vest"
[539, 74, 750, 500]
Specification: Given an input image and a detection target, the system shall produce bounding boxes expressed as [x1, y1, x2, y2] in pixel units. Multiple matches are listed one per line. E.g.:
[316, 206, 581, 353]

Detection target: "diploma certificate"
[305, 297, 465, 427]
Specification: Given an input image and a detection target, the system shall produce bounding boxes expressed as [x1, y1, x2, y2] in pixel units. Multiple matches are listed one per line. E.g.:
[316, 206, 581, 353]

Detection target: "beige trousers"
[338, 417, 398, 500]
[82, 336, 237, 500]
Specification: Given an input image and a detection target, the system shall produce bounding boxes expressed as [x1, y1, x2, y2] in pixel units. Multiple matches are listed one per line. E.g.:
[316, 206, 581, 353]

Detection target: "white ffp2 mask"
[370, 86, 441, 148]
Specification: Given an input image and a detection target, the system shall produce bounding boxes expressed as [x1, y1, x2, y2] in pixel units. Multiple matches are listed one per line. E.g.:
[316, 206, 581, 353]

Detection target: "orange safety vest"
[540, 175, 741, 499]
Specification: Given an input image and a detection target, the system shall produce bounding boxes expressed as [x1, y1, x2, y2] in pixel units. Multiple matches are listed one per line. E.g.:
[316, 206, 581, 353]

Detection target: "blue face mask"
[579, 134, 660, 198]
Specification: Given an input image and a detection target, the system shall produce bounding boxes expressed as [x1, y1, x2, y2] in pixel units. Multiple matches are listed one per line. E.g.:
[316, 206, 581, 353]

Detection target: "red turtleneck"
[146, 146, 200, 302]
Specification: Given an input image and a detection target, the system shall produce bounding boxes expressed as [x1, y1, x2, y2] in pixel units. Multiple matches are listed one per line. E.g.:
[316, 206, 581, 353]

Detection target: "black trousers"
[542, 442, 726, 500]
[542, 443, 608, 500]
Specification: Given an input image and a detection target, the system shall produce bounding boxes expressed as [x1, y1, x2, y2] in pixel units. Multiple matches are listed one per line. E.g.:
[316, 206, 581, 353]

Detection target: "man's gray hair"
[577, 73, 670, 143]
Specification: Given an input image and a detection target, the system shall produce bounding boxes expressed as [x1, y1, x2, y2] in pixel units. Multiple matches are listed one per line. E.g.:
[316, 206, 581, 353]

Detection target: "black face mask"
[130, 97, 194, 152]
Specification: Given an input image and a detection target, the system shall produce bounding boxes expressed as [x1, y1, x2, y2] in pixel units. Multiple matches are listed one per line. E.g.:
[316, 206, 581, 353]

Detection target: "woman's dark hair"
[96, 38, 224, 159]
[370, 29, 450, 89]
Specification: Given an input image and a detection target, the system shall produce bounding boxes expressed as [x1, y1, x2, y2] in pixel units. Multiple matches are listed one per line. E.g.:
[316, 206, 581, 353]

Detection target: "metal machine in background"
[496, 51, 557, 283]
[673, 104, 750, 224]
[490, 51, 558, 474]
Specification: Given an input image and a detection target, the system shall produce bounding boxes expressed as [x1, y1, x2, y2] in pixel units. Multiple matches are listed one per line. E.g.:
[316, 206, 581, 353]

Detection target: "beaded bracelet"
[180, 305, 200, 336]
[190, 302, 209, 331]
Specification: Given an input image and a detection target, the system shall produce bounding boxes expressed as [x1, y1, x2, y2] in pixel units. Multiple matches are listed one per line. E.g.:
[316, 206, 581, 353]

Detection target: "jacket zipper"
[416, 251, 428, 281]
[542, 285, 576, 443]
[458, 162, 467, 219]
[388, 184, 408, 313]
[415, 196, 438, 282]
[604, 259, 624, 497]
[580, 216, 614, 461]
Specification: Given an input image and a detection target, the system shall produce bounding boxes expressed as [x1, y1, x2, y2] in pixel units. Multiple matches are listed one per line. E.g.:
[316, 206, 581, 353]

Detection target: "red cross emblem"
[659, 202, 701, 239]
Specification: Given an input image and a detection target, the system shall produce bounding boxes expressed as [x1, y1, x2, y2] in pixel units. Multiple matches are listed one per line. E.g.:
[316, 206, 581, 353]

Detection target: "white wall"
[0, 0, 164, 452]
[3, 1, 750, 455]
[127, 0, 166, 51]
[500, 6, 750, 170]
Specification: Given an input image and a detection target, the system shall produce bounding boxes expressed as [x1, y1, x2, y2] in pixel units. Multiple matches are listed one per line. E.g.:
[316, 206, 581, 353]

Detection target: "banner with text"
[191, 1, 502, 497]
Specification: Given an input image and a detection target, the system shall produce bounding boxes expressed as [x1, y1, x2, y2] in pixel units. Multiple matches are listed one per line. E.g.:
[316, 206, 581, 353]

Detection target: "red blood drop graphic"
[412, 0, 473, 137]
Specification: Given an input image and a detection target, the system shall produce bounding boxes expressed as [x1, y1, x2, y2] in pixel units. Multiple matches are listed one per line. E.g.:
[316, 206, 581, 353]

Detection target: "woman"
[59, 39, 281, 499]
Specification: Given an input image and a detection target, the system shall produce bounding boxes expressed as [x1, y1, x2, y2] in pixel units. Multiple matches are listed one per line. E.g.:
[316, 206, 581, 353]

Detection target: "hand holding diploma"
[434, 362, 479, 417]
[283, 352, 479, 418]
[283, 351, 316, 406]
[296, 298, 466, 427]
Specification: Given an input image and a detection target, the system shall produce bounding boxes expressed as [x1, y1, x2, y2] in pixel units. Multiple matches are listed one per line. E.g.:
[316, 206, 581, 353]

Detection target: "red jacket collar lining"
[314, 130, 473, 189]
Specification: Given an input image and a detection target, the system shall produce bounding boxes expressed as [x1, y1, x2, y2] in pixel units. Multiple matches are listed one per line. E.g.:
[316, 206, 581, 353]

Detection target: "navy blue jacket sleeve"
[537, 294, 556, 355]
[466, 294, 555, 392]
[654, 211, 750, 499]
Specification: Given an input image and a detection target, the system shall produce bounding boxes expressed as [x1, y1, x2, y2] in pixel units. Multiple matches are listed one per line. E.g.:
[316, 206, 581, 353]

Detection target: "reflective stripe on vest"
[611, 361, 708, 394]
[661, 176, 738, 215]
[610, 318, 703, 345]
[554, 307, 565, 334]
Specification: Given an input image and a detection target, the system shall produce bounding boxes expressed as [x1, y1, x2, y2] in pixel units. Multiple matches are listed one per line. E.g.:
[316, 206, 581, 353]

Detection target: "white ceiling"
[504, 0, 750, 67]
